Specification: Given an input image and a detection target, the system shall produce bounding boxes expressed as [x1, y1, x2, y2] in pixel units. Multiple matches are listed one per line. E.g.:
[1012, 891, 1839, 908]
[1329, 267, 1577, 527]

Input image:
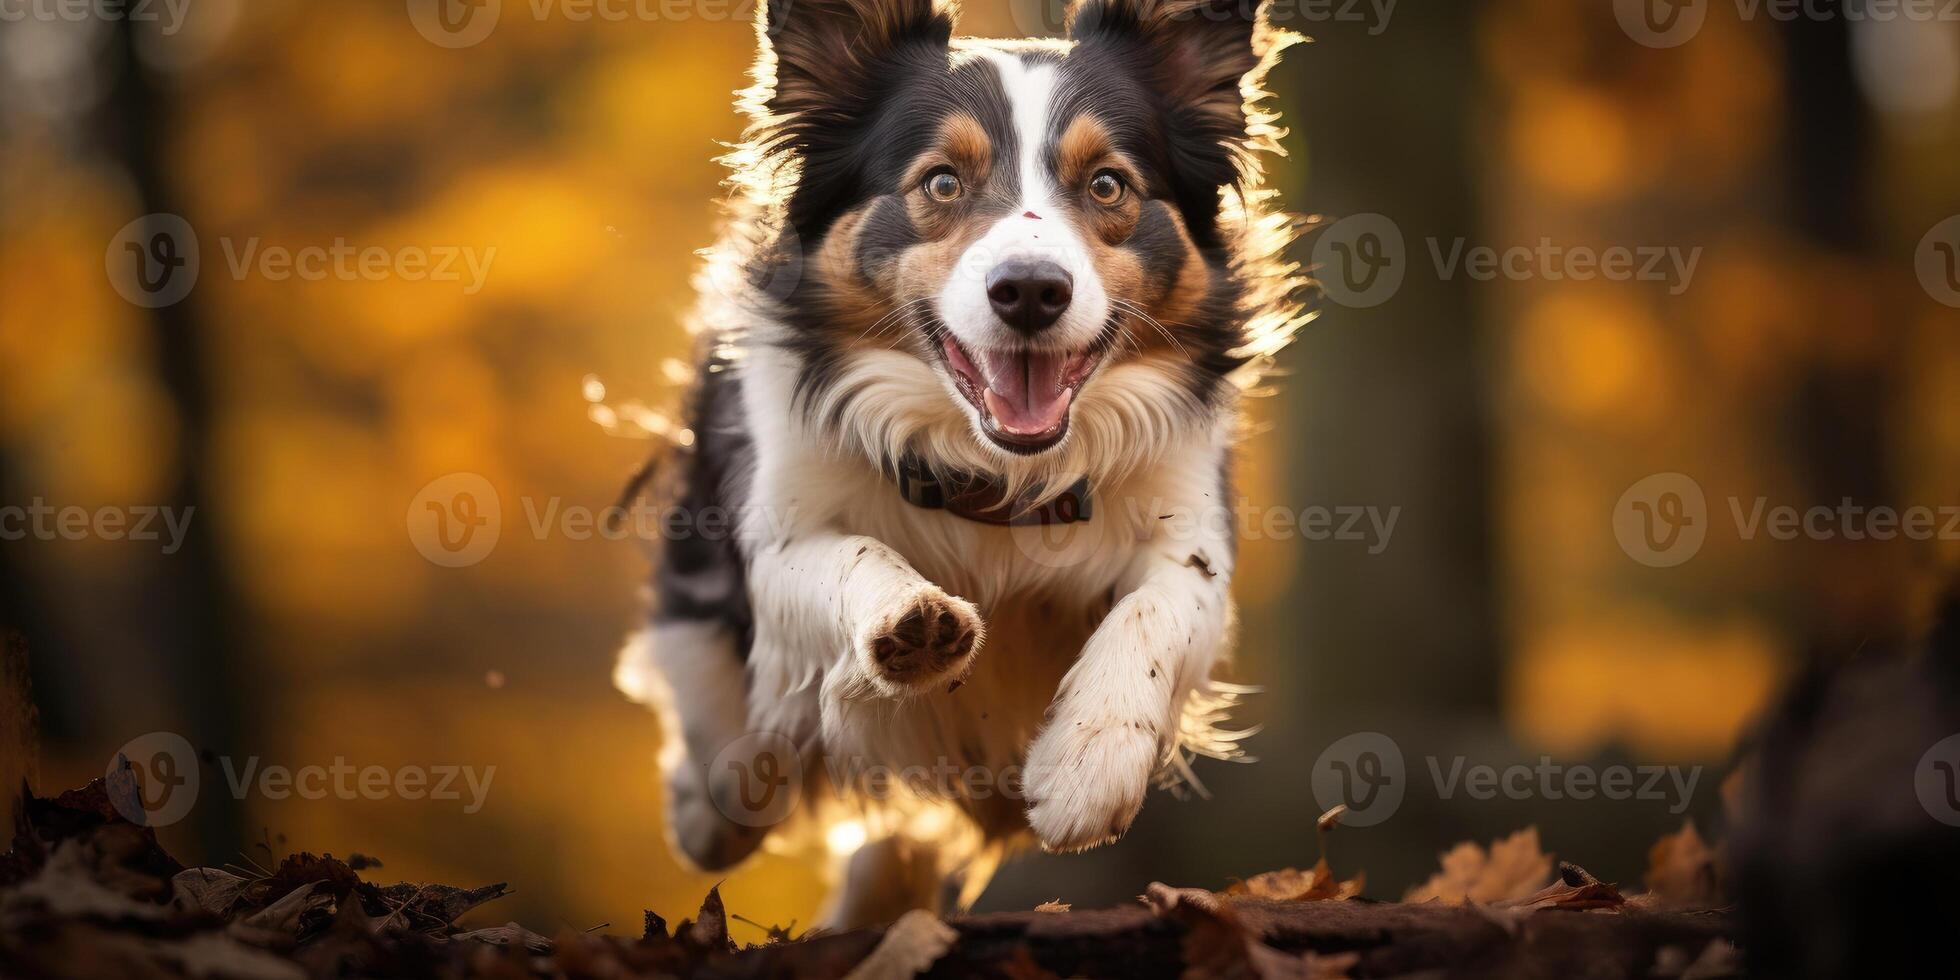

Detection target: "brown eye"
[925, 170, 963, 202]
[1088, 170, 1126, 205]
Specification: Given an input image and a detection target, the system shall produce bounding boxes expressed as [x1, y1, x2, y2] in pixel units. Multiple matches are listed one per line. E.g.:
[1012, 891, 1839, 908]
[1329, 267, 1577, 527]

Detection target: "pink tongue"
[979, 349, 1073, 435]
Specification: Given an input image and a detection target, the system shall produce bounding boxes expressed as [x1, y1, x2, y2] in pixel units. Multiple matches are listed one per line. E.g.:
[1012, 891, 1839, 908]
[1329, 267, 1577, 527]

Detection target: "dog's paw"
[856, 585, 982, 694]
[1022, 715, 1161, 853]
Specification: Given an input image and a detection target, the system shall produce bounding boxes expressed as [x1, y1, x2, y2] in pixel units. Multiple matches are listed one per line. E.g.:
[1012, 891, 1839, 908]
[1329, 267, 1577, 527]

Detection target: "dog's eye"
[924, 170, 963, 202]
[1088, 170, 1126, 205]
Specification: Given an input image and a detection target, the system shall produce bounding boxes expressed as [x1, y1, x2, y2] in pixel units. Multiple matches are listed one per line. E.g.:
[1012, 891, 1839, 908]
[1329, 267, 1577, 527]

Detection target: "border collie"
[616, 0, 1305, 926]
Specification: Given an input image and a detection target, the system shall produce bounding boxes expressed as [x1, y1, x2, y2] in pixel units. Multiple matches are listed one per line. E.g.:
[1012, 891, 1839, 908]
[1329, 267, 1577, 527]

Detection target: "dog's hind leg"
[616, 621, 770, 871]
[819, 836, 947, 931]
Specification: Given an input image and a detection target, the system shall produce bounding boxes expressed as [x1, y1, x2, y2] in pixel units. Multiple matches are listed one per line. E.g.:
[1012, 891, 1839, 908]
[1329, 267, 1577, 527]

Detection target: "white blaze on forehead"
[938, 49, 1109, 355]
[977, 49, 1060, 210]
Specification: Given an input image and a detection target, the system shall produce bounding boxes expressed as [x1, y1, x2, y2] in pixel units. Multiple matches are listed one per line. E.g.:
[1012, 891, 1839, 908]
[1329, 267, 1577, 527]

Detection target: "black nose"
[986, 260, 1073, 333]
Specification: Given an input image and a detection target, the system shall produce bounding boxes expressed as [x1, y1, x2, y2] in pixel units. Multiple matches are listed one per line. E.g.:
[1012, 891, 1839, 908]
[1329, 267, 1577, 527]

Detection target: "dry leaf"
[1644, 821, 1721, 908]
[171, 868, 251, 917]
[1227, 859, 1364, 902]
[455, 922, 554, 953]
[1145, 882, 1360, 979]
[842, 909, 957, 980]
[1402, 827, 1555, 905]
[1315, 805, 1348, 833]
[1034, 900, 1071, 913]
[1502, 863, 1624, 911]
[238, 881, 333, 937]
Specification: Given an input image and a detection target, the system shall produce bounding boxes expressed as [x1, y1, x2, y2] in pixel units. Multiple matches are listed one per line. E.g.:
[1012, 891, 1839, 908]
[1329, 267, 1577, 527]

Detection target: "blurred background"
[2, 0, 1957, 937]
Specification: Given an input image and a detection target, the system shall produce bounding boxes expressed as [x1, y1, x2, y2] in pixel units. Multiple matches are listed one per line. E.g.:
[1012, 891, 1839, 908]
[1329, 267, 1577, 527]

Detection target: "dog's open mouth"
[939, 336, 1103, 454]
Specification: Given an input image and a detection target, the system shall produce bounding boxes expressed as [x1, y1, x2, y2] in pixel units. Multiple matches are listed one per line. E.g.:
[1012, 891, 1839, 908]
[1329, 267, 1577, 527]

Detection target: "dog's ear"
[759, 0, 955, 132]
[1067, 0, 1277, 191]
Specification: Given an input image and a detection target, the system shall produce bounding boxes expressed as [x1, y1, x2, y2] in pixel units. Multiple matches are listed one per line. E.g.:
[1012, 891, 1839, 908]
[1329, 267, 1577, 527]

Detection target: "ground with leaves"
[0, 776, 1737, 979]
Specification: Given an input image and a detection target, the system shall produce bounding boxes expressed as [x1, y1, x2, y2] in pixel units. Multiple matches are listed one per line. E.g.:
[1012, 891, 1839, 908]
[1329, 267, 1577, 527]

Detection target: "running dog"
[616, 0, 1305, 926]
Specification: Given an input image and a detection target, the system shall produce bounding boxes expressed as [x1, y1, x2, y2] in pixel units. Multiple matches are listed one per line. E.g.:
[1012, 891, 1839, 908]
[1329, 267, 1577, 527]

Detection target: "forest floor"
[0, 774, 1738, 979]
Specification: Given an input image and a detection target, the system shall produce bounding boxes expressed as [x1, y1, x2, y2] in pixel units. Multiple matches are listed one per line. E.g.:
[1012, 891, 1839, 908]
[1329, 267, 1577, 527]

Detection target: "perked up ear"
[1067, 0, 1288, 191]
[756, 0, 956, 137]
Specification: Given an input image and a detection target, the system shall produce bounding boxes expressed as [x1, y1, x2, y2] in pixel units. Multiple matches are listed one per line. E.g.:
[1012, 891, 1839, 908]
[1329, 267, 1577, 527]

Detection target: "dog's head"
[739, 0, 1296, 466]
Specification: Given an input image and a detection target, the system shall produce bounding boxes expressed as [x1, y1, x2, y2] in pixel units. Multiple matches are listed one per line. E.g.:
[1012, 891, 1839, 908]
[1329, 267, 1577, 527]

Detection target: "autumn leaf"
[1644, 820, 1722, 908]
[1145, 882, 1361, 979]
[1403, 827, 1555, 905]
[1501, 862, 1625, 911]
[1226, 859, 1364, 902]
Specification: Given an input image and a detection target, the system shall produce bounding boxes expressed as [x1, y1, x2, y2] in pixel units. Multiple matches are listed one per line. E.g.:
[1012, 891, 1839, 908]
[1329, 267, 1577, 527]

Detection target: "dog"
[614, 0, 1306, 927]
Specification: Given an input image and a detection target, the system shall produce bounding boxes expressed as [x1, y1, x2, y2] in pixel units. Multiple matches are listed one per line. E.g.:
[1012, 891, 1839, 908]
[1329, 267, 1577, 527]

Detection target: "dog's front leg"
[1023, 539, 1232, 852]
[749, 533, 984, 705]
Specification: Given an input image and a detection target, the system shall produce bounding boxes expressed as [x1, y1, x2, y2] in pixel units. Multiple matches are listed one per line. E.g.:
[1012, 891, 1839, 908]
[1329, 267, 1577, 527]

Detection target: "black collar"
[889, 455, 1093, 527]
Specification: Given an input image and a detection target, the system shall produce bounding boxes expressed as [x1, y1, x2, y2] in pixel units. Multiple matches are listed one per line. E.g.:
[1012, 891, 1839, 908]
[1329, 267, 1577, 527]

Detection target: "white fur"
[936, 52, 1110, 357]
[618, 41, 1275, 929]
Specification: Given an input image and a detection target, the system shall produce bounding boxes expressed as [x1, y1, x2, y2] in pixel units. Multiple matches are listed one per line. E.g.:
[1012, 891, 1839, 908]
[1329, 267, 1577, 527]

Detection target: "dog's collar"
[889, 455, 1093, 527]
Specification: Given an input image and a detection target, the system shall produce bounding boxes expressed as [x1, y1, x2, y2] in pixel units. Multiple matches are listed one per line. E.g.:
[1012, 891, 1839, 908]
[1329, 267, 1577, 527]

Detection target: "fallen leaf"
[1226, 859, 1363, 902]
[455, 922, 555, 953]
[1645, 821, 1721, 908]
[171, 867, 251, 917]
[682, 885, 732, 951]
[1315, 805, 1348, 833]
[238, 881, 333, 937]
[1145, 882, 1360, 979]
[1502, 863, 1624, 911]
[843, 909, 957, 980]
[1403, 827, 1555, 905]
[367, 880, 510, 927]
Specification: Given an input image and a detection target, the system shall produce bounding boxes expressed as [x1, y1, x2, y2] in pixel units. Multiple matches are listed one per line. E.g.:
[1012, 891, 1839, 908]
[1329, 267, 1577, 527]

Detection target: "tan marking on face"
[883, 112, 1012, 337]
[1098, 204, 1209, 359]
[810, 202, 891, 336]
[905, 113, 996, 241]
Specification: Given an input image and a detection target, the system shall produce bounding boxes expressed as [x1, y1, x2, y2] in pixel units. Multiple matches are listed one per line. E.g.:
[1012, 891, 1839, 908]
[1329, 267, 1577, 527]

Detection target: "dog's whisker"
[1112, 300, 1191, 362]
